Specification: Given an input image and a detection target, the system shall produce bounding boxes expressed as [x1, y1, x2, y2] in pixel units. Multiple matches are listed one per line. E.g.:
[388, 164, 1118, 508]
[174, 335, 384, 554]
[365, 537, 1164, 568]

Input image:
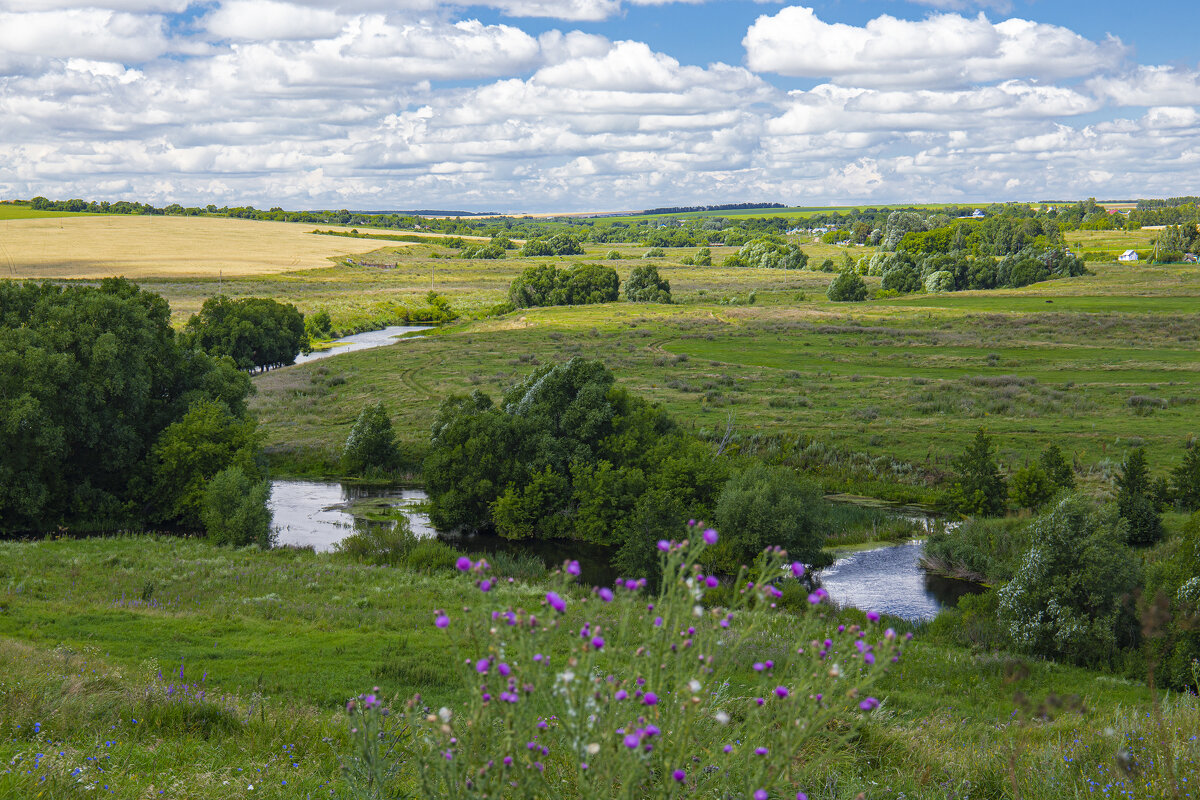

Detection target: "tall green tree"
[1171, 443, 1200, 511]
[950, 429, 1008, 516]
[1039, 443, 1076, 491]
[342, 402, 401, 475]
[1116, 448, 1164, 545]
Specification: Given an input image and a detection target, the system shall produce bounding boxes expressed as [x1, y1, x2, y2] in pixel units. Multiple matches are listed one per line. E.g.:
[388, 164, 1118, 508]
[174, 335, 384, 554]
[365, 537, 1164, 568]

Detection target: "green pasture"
[1, 536, 1196, 799]
[0, 204, 89, 220]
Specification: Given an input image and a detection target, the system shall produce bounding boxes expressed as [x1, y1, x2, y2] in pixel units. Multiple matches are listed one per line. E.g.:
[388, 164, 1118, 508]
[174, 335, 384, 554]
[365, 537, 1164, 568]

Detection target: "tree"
[342, 402, 400, 475]
[508, 264, 561, 308]
[556, 264, 619, 305]
[950, 429, 1007, 516]
[150, 399, 262, 527]
[1009, 463, 1055, 511]
[0, 279, 255, 533]
[996, 496, 1139, 667]
[693, 247, 712, 267]
[624, 265, 672, 303]
[1171, 443, 1200, 511]
[1116, 448, 1163, 546]
[1039, 443, 1075, 491]
[201, 465, 274, 547]
[710, 463, 826, 574]
[1142, 511, 1200, 690]
[826, 269, 867, 302]
[183, 295, 307, 372]
[881, 263, 921, 293]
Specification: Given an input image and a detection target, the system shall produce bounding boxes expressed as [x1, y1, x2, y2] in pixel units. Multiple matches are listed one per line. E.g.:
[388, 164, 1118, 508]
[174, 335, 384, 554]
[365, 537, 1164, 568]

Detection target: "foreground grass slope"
[1, 537, 1197, 798]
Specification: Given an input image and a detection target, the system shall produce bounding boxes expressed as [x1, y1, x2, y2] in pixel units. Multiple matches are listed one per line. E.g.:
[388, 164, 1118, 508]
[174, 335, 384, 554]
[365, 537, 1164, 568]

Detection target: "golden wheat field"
[0, 215, 395, 279]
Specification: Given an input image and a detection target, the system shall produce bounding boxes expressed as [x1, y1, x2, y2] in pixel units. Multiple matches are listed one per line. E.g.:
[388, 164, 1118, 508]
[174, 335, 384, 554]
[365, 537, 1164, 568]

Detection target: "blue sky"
[1, 0, 1197, 211]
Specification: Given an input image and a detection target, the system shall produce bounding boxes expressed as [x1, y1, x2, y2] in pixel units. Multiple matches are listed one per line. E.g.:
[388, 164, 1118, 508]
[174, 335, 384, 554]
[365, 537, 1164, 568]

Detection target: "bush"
[335, 518, 417, 565]
[923, 516, 1030, 583]
[606, 250, 622, 260]
[924, 270, 955, 293]
[710, 462, 827, 574]
[342, 402, 400, 475]
[623, 265, 672, 303]
[996, 496, 1139, 667]
[508, 264, 619, 308]
[460, 243, 506, 259]
[693, 246, 712, 266]
[402, 539, 462, 573]
[1009, 462, 1055, 510]
[643, 247, 666, 258]
[826, 269, 867, 302]
[1143, 511, 1200, 690]
[737, 238, 807, 270]
[200, 466, 273, 547]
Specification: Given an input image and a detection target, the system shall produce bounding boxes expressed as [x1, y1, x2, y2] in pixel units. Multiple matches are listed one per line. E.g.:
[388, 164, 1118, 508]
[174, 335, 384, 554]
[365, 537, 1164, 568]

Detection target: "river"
[269, 480, 977, 620]
[293, 325, 431, 365]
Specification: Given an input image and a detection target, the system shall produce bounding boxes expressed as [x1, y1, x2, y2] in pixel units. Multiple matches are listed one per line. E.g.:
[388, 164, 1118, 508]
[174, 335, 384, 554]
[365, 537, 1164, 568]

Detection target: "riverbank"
[0, 535, 1195, 799]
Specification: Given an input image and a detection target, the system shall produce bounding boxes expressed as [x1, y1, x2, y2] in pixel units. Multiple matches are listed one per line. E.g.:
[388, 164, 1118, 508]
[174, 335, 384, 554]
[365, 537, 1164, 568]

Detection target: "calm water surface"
[293, 325, 431, 365]
[270, 480, 977, 619]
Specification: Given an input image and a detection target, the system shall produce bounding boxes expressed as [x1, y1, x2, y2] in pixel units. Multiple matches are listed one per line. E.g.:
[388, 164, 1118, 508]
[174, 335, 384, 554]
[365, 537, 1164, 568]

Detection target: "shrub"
[200, 466, 273, 547]
[710, 462, 826, 574]
[606, 250, 622, 260]
[826, 269, 867, 302]
[335, 518, 417, 565]
[924, 270, 955, 293]
[996, 496, 1139, 667]
[643, 247, 666, 258]
[403, 539, 462, 573]
[1039, 443, 1075, 490]
[460, 243, 506, 259]
[623, 265, 672, 303]
[1142, 511, 1200, 690]
[342, 402, 400, 475]
[693, 246, 712, 266]
[1009, 462, 1055, 510]
[347, 532, 902, 800]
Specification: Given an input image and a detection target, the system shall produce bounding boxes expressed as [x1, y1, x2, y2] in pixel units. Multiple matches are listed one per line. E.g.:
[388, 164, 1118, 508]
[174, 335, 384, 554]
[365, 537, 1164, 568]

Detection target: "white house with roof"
[1118, 249, 1139, 263]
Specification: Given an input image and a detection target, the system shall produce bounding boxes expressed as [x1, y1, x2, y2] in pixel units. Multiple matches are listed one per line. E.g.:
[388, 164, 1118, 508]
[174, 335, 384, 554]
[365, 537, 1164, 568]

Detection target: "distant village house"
[1118, 250, 1139, 263]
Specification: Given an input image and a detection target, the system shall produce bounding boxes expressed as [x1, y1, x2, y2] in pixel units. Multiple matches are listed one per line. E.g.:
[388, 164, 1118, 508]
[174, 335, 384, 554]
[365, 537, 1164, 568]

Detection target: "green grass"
[0, 536, 1196, 798]
[0, 204, 90, 220]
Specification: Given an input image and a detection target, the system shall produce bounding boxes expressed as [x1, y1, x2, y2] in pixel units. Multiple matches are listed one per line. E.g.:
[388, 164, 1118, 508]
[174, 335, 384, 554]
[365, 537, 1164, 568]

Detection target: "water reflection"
[270, 480, 980, 619]
[293, 325, 431, 365]
[818, 541, 982, 621]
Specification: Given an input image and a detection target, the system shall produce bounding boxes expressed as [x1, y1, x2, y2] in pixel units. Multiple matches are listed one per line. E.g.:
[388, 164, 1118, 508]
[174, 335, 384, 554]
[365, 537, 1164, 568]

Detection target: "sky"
[1, 0, 1198, 212]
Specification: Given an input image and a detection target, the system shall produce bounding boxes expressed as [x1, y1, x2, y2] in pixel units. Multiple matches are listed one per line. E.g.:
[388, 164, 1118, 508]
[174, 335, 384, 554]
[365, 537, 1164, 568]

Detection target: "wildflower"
[808, 588, 828, 604]
[598, 587, 614, 603]
[623, 733, 640, 749]
[591, 636, 605, 650]
[859, 697, 880, 711]
[688, 680, 701, 693]
[653, 616, 663, 627]
[566, 560, 581, 576]
[657, 540, 670, 552]
[705, 576, 719, 588]
[456, 557, 472, 572]
[673, 769, 686, 782]
[435, 613, 450, 629]
[438, 707, 452, 723]
[753, 662, 765, 672]
[479, 579, 493, 592]
[797, 794, 808, 800]
[755, 747, 768, 756]
[755, 791, 769, 800]
[702, 528, 718, 545]
[791, 562, 805, 578]
[498, 663, 511, 677]
[714, 711, 730, 724]
[866, 611, 880, 623]
[774, 686, 789, 699]
[643, 692, 658, 705]
[546, 592, 566, 613]
[615, 689, 628, 700]
[476, 659, 490, 675]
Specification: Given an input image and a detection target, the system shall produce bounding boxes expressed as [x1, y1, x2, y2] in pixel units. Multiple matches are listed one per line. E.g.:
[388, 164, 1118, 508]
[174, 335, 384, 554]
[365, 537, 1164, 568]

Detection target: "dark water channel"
[270, 481, 979, 620]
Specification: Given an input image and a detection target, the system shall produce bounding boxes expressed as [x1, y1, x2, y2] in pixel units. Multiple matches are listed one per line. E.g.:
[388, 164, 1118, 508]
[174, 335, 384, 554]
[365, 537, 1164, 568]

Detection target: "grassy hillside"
[0, 536, 1195, 799]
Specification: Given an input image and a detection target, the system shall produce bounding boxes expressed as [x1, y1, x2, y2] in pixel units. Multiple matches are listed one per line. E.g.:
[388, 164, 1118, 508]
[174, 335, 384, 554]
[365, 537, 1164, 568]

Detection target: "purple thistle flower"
[456, 556, 472, 572]
[566, 560, 581, 576]
[598, 587, 614, 602]
[864, 652, 876, 665]
[755, 747, 768, 756]
[808, 588, 828, 605]
[615, 689, 628, 700]
[503, 757, 512, 766]
[866, 611, 880, 623]
[435, 614, 450, 629]
[673, 769, 686, 782]
[479, 579, 493, 592]
[797, 794, 808, 800]
[546, 592, 566, 613]
[705, 576, 719, 588]
[774, 686, 789, 699]
[753, 662, 765, 672]
[623, 733, 640, 749]
[791, 562, 805, 578]
[498, 663, 511, 677]
[859, 697, 880, 711]
[702, 528, 718, 545]
[591, 636, 605, 650]
[657, 540, 670, 552]
[643, 692, 658, 706]
[755, 791, 768, 800]
[475, 659, 490, 675]
[653, 616, 663, 627]
[723, 744, 733, 753]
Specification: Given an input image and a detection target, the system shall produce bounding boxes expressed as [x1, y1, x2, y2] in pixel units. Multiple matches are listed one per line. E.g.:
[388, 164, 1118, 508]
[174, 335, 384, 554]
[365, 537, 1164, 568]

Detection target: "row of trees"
[508, 264, 673, 307]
